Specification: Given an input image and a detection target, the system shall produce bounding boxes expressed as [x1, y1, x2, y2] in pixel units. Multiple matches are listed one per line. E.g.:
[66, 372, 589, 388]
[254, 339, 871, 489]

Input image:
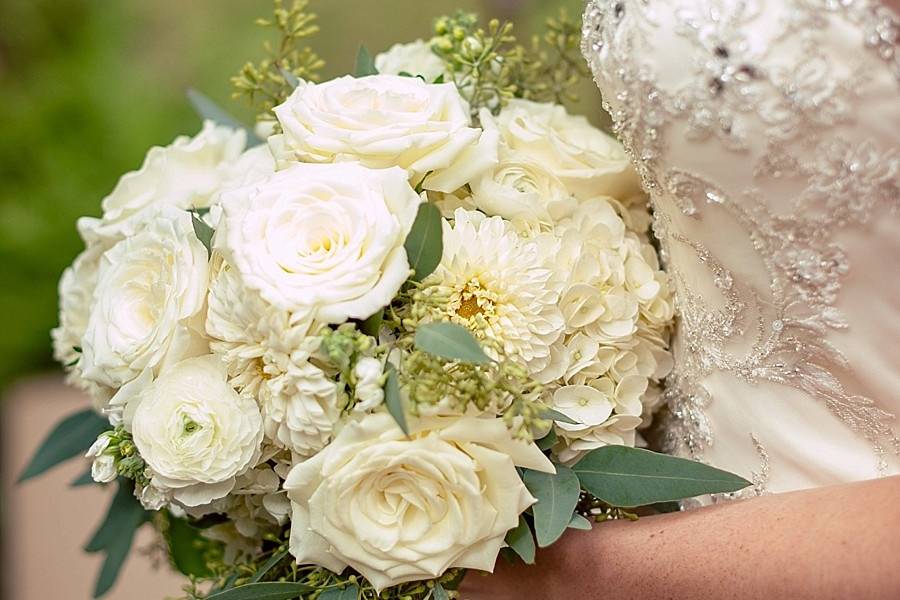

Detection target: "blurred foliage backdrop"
[0, 0, 599, 390]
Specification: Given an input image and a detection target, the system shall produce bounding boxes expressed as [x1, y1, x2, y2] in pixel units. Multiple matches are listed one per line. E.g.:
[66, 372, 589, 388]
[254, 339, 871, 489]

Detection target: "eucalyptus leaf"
[536, 428, 558, 452]
[523, 465, 581, 547]
[249, 549, 289, 583]
[404, 202, 443, 281]
[573, 446, 751, 508]
[167, 516, 213, 577]
[353, 45, 378, 77]
[87, 480, 150, 598]
[504, 515, 536, 564]
[320, 585, 360, 600]
[19, 408, 108, 482]
[191, 213, 214, 256]
[384, 363, 408, 435]
[186, 89, 263, 146]
[71, 465, 96, 487]
[279, 67, 300, 89]
[414, 322, 490, 364]
[432, 583, 450, 600]
[540, 408, 579, 426]
[359, 309, 384, 338]
[568, 513, 593, 531]
[206, 582, 317, 600]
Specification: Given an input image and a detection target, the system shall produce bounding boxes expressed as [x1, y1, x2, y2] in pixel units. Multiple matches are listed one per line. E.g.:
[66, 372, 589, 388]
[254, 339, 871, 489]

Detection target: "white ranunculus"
[79, 121, 248, 242]
[128, 356, 263, 507]
[353, 357, 385, 412]
[480, 99, 640, 201]
[219, 163, 421, 322]
[79, 207, 210, 389]
[284, 413, 554, 592]
[374, 40, 447, 81]
[271, 74, 497, 193]
[470, 150, 577, 224]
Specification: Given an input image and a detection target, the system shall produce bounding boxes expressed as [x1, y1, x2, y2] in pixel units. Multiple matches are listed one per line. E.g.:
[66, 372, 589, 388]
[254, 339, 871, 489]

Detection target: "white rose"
[271, 74, 497, 193]
[129, 356, 263, 507]
[480, 99, 640, 201]
[79, 121, 248, 242]
[285, 413, 554, 592]
[374, 40, 447, 81]
[219, 163, 421, 322]
[353, 357, 385, 412]
[79, 207, 209, 389]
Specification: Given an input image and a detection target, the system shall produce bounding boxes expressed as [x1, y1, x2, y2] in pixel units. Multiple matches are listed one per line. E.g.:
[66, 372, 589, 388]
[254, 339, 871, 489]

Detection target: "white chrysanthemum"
[205, 255, 341, 458]
[261, 360, 339, 458]
[423, 208, 564, 375]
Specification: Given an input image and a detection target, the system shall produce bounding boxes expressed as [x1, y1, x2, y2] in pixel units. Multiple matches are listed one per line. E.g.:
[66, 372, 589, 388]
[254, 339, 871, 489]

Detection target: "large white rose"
[284, 413, 554, 592]
[219, 163, 421, 322]
[270, 74, 497, 193]
[128, 355, 263, 507]
[80, 207, 209, 389]
[79, 121, 250, 242]
[480, 99, 640, 201]
[374, 40, 447, 82]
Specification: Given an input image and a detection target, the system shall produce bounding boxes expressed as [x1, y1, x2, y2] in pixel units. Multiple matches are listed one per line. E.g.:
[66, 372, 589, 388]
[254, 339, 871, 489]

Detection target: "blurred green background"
[0, 0, 599, 391]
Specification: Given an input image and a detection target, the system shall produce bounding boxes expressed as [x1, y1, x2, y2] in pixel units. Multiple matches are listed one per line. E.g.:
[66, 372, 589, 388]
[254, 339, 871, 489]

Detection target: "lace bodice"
[582, 0, 900, 497]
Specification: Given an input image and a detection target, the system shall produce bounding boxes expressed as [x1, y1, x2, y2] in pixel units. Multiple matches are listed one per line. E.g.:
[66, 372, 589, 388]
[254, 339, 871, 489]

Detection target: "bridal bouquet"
[22, 3, 748, 599]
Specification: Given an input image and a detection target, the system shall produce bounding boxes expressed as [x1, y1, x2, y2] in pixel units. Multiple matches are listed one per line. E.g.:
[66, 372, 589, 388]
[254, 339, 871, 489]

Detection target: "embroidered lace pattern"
[581, 0, 900, 492]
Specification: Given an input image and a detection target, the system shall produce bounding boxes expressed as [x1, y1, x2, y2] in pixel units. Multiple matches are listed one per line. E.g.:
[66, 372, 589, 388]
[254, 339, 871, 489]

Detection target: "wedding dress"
[581, 0, 900, 498]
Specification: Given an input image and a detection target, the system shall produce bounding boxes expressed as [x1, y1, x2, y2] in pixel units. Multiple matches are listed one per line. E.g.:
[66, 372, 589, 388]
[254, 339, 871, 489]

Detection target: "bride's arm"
[460, 476, 900, 599]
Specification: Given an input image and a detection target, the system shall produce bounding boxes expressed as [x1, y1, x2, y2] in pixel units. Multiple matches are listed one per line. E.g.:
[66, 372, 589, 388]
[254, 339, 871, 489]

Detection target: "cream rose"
[480, 99, 640, 200]
[79, 207, 209, 389]
[219, 163, 421, 322]
[128, 355, 263, 507]
[284, 413, 554, 591]
[374, 40, 447, 81]
[79, 121, 249, 242]
[271, 74, 497, 193]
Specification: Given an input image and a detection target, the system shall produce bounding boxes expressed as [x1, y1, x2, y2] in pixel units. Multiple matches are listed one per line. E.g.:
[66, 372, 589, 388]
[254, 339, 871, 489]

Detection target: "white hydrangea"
[422, 208, 564, 376]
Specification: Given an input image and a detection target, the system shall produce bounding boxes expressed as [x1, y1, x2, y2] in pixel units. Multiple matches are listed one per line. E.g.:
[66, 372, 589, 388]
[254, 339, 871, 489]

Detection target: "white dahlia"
[422, 208, 564, 375]
[205, 255, 340, 458]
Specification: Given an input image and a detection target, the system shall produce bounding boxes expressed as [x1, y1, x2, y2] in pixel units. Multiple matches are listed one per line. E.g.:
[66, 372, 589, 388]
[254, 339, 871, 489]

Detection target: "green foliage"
[504, 516, 536, 565]
[353, 45, 379, 77]
[191, 211, 215, 256]
[413, 321, 490, 364]
[206, 582, 317, 600]
[166, 514, 220, 578]
[430, 9, 589, 120]
[86, 479, 150, 597]
[523, 465, 581, 548]
[18, 408, 108, 482]
[404, 202, 444, 281]
[320, 585, 361, 600]
[187, 89, 263, 146]
[232, 0, 325, 119]
[567, 513, 592, 530]
[384, 362, 408, 435]
[432, 583, 450, 600]
[573, 445, 752, 508]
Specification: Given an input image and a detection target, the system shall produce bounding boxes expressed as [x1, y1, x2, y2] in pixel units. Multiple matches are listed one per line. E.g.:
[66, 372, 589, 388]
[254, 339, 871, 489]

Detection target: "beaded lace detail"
[581, 0, 900, 486]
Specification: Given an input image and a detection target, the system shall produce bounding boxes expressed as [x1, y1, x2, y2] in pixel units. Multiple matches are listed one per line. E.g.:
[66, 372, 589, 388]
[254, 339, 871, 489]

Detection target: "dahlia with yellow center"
[421, 208, 564, 376]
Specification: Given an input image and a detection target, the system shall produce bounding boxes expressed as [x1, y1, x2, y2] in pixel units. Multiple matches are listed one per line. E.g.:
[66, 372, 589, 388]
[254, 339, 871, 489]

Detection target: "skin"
[459, 476, 900, 599]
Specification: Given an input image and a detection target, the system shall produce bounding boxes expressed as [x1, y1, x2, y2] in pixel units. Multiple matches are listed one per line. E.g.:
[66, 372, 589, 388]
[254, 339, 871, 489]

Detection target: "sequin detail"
[582, 0, 900, 481]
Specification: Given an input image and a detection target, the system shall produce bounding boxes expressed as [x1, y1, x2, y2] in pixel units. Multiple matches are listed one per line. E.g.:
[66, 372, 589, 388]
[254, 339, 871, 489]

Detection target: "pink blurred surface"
[2, 375, 185, 600]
